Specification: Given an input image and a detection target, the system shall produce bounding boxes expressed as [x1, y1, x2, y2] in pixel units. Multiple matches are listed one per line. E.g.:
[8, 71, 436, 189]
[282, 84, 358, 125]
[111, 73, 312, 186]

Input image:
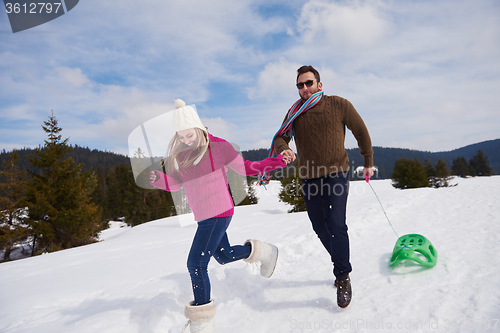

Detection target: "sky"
[1, 0, 499, 157]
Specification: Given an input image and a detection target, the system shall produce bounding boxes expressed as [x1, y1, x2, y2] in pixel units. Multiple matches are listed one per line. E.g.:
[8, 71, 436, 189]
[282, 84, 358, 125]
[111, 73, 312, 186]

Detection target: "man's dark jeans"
[302, 172, 352, 280]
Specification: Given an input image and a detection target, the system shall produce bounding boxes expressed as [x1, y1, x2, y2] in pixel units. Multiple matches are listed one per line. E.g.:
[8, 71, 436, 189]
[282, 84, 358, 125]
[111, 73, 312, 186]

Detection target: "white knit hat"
[173, 99, 206, 134]
[171, 99, 208, 169]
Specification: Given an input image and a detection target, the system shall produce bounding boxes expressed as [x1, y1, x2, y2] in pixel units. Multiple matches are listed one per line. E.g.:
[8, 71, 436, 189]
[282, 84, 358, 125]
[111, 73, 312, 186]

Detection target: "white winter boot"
[243, 239, 279, 278]
[183, 300, 216, 333]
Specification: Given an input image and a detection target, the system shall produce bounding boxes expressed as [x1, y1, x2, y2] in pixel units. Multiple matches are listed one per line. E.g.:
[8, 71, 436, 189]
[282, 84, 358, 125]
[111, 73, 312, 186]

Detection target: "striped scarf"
[258, 90, 323, 185]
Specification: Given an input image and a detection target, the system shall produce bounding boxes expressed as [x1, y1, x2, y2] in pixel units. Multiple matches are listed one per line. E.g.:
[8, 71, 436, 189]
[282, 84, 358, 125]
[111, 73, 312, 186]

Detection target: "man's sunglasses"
[296, 80, 315, 89]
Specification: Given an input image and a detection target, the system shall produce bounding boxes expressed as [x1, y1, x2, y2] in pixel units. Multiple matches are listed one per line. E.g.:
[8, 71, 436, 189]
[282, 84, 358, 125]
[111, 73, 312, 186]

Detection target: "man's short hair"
[297, 65, 321, 83]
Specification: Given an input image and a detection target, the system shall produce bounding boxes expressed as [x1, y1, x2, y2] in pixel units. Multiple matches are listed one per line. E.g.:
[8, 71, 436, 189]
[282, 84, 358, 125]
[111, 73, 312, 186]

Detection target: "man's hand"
[281, 149, 296, 164]
[363, 167, 374, 182]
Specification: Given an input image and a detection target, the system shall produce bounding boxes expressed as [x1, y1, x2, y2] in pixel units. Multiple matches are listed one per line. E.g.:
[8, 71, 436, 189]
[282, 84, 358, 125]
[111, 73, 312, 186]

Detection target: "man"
[272, 65, 374, 308]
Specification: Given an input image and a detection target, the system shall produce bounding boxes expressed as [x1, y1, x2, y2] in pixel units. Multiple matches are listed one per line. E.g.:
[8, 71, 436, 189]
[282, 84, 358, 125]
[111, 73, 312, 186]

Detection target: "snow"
[98, 221, 130, 241]
[1, 177, 500, 333]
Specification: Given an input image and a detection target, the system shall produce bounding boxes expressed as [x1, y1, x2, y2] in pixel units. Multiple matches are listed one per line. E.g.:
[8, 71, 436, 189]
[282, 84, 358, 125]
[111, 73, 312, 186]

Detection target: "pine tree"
[451, 156, 470, 178]
[226, 170, 259, 207]
[103, 164, 122, 220]
[0, 151, 29, 261]
[423, 159, 436, 187]
[24, 113, 102, 254]
[278, 161, 306, 212]
[469, 150, 492, 176]
[236, 178, 259, 206]
[433, 159, 453, 188]
[91, 164, 107, 220]
[244, 179, 259, 205]
[104, 163, 140, 223]
[391, 158, 429, 189]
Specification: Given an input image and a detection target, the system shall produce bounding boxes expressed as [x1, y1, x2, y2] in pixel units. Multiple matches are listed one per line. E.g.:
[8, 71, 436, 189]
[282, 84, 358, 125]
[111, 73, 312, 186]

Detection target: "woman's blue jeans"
[187, 216, 251, 305]
[302, 172, 352, 280]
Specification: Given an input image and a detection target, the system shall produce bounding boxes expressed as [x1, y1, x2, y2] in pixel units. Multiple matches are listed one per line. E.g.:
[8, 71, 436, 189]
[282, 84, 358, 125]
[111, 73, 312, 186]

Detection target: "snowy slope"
[1, 177, 500, 333]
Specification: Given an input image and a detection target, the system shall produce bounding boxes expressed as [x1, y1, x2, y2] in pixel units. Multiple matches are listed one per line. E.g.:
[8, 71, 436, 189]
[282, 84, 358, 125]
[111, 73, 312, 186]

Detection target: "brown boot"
[334, 275, 352, 308]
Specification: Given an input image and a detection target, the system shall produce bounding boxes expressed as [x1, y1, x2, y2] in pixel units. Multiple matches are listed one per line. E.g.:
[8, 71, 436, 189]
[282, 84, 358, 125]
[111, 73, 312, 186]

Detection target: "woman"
[149, 99, 288, 332]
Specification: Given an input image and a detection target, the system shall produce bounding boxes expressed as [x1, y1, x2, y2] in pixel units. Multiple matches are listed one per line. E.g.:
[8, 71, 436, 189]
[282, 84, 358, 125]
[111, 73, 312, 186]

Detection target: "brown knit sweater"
[273, 95, 374, 179]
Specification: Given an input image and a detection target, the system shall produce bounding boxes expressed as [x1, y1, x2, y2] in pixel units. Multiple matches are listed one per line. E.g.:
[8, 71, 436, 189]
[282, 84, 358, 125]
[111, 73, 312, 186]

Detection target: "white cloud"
[201, 117, 238, 144]
[56, 67, 91, 88]
[246, 59, 300, 101]
[296, 0, 391, 51]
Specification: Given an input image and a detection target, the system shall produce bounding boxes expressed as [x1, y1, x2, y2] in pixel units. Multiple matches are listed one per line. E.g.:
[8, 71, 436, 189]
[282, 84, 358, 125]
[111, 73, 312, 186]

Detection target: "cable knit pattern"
[273, 95, 373, 179]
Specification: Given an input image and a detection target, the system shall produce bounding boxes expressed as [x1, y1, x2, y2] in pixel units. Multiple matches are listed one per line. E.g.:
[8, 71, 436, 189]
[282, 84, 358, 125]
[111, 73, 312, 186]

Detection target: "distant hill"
[242, 139, 500, 179]
[347, 138, 500, 179]
[241, 148, 270, 162]
[2, 139, 499, 179]
[0, 145, 129, 173]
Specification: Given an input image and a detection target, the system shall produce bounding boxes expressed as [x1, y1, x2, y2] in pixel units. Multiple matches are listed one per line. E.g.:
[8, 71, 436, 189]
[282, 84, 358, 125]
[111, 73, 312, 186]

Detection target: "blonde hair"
[162, 128, 208, 172]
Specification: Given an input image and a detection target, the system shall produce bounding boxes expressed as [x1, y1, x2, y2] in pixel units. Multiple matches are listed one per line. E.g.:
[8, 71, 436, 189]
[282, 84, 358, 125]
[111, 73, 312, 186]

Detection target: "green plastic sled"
[389, 234, 437, 268]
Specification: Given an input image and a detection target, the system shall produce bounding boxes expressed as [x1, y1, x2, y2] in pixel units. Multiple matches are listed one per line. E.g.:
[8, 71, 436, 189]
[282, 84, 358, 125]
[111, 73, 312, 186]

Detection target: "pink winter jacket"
[150, 134, 286, 221]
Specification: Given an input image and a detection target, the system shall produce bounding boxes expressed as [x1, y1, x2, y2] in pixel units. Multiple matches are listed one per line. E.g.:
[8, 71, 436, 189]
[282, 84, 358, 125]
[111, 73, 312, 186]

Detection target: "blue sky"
[1, 0, 499, 157]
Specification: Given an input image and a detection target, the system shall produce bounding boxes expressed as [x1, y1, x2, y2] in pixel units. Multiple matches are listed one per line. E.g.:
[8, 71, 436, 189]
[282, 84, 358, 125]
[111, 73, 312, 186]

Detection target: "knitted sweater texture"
[273, 95, 373, 179]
